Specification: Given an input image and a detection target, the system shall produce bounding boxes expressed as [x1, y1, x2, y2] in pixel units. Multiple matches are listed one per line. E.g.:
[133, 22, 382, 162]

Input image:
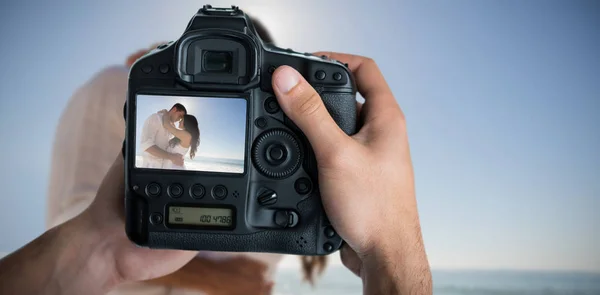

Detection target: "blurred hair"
[125, 41, 165, 67]
[248, 15, 274, 44]
[170, 114, 199, 159]
[300, 256, 328, 286]
[126, 16, 274, 67]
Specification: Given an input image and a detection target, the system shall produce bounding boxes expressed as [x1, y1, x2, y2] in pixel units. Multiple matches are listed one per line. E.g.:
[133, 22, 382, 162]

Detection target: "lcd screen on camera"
[135, 94, 246, 174]
[167, 206, 233, 227]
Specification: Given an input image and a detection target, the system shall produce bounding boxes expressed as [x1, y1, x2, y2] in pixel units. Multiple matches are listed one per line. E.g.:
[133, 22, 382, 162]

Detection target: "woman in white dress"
[159, 110, 200, 170]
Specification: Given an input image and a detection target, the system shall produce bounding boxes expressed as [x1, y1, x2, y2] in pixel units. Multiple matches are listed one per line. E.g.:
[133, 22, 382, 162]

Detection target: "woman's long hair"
[169, 114, 200, 159]
[301, 256, 328, 285]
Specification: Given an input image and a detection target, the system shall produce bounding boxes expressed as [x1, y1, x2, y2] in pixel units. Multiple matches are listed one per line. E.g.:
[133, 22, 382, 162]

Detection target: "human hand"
[75, 155, 197, 286]
[271, 53, 431, 292]
[169, 153, 184, 166]
[146, 256, 274, 295]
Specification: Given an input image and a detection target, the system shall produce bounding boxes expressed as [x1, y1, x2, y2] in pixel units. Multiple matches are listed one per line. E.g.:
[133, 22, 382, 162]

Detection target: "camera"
[123, 5, 357, 255]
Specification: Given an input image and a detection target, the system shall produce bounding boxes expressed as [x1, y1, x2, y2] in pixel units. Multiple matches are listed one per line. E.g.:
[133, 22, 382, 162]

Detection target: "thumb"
[272, 66, 350, 156]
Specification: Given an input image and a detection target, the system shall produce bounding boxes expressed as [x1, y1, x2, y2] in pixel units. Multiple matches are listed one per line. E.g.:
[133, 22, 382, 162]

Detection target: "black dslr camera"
[123, 5, 357, 255]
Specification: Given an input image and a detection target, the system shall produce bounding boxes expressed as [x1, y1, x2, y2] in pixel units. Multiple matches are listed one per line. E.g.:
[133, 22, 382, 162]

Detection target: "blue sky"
[0, 0, 598, 272]
[135, 94, 247, 161]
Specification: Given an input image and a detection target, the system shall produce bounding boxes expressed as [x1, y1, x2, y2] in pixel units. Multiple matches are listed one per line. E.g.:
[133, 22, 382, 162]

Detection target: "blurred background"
[0, 0, 598, 294]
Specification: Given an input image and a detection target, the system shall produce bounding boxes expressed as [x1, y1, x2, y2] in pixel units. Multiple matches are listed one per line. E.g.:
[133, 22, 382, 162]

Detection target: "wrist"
[52, 214, 121, 294]
[361, 224, 432, 295]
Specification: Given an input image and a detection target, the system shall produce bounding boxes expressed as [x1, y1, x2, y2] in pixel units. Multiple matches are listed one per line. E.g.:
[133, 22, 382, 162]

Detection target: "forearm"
[0, 215, 118, 295]
[362, 226, 432, 295]
[163, 124, 190, 144]
[145, 145, 172, 160]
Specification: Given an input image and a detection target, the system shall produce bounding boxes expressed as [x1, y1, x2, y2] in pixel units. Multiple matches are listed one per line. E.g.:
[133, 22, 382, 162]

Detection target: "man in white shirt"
[138, 104, 187, 168]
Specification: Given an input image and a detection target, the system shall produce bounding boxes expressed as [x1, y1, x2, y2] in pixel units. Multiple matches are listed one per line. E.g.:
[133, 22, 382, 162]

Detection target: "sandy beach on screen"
[136, 155, 243, 173]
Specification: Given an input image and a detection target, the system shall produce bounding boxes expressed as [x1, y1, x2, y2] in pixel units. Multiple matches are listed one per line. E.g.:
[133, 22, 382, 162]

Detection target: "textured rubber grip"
[320, 92, 357, 135]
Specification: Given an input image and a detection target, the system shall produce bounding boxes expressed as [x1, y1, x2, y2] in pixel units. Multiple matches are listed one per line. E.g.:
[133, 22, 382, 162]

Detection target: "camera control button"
[274, 211, 287, 227]
[150, 213, 163, 225]
[211, 185, 228, 200]
[190, 184, 205, 199]
[141, 65, 153, 74]
[145, 183, 161, 197]
[273, 210, 299, 228]
[315, 70, 326, 80]
[255, 117, 267, 128]
[257, 189, 277, 206]
[265, 143, 287, 165]
[252, 129, 302, 179]
[294, 178, 312, 195]
[167, 183, 183, 198]
[324, 226, 336, 238]
[264, 97, 280, 114]
[159, 64, 170, 74]
[323, 242, 334, 252]
[333, 72, 342, 81]
[269, 146, 285, 160]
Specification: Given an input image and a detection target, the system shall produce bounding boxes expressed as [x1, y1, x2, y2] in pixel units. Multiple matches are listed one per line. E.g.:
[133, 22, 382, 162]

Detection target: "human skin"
[0, 51, 431, 295]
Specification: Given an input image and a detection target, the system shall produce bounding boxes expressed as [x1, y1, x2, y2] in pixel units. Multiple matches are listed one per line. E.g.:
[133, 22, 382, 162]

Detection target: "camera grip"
[320, 92, 357, 135]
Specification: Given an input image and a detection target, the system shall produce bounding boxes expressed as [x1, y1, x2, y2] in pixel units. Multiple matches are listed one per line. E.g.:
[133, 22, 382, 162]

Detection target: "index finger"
[313, 51, 399, 116]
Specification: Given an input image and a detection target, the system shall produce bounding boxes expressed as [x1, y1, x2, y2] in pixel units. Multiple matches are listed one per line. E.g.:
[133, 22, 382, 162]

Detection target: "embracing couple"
[139, 103, 201, 170]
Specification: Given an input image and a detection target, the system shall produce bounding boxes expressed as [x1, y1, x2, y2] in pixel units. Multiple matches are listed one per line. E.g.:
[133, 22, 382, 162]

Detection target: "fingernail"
[274, 66, 301, 93]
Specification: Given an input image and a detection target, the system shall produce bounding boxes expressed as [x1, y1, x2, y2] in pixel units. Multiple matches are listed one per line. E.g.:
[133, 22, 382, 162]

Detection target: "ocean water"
[135, 155, 244, 174]
[185, 156, 244, 174]
[272, 266, 600, 295]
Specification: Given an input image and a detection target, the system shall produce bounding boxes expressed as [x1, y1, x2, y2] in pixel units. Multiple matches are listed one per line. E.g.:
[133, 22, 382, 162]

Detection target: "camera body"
[123, 5, 357, 255]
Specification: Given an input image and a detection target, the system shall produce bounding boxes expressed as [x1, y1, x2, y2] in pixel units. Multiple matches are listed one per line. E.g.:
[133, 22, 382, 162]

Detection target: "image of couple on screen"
[138, 103, 200, 170]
